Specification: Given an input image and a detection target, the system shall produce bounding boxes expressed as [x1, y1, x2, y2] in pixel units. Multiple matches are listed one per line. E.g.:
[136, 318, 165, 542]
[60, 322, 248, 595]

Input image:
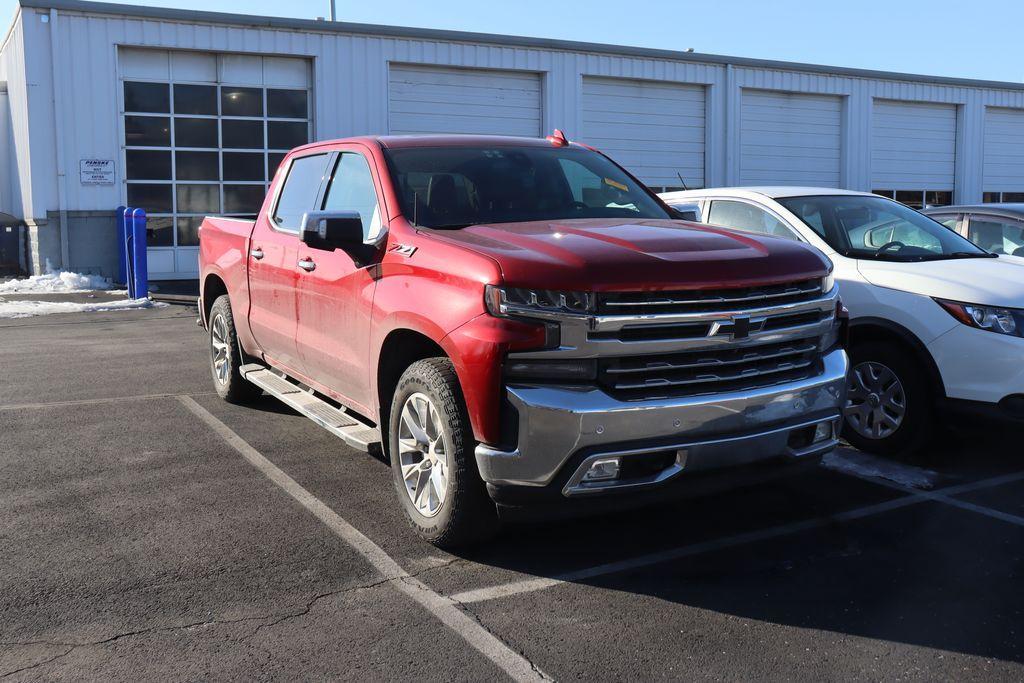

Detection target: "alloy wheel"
[397, 392, 449, 518]
[844, 361, 907, 440]
[210, 313, 230, 385]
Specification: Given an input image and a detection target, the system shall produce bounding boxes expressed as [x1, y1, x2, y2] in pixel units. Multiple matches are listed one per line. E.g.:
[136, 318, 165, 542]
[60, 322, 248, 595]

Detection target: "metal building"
[3, 0, 1024, 280]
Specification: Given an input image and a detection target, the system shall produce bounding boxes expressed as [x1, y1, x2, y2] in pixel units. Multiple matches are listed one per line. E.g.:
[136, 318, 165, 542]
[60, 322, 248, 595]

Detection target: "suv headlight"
[821, 270, 835, 295]
[485, 285, 594, 318]
[935, 299, 1023, 337]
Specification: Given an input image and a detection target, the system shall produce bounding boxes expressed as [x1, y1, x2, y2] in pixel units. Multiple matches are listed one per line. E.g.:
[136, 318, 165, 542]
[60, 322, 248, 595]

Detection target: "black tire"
[388, 358, 498, 548]
[842, 341, 932, 457]
[208, 295, 262, 404]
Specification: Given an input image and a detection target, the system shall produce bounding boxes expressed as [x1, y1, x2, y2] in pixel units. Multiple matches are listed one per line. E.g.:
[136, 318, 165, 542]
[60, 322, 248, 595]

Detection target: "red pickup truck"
[198, 133, 849, 547]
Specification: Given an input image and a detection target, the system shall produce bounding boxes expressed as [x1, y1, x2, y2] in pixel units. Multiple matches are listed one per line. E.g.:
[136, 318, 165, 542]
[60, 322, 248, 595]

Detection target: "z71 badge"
[390, 244, 417, 257]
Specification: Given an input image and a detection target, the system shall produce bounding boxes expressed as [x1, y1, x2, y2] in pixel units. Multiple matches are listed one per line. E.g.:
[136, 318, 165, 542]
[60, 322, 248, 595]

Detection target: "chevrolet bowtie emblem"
[730, 315, 752, 340]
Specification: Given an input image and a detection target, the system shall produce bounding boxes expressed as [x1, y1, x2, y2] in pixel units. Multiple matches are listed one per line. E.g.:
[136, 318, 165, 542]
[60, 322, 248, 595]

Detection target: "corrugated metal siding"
[0, 14, 29, 218]
[871, 100, 957, 189]
[983, 107, 1024, 193]
[388, 64, 541, 136]
[739, 90, 842, 186]
[0, 87, 10, 214]
[13, 5, 1024, 219]
[580, 76, 704, 189]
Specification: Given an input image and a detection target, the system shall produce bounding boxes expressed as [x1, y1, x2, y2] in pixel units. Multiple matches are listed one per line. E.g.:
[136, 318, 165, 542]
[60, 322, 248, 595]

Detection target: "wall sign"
[80, 159, 115, 185]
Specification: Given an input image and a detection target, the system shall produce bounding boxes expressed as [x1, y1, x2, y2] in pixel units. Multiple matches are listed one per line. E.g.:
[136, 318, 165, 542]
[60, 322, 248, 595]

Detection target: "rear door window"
[967, 215, 1024, 255]
[273, 153, 331, 231]
[707, 200, 798, 240]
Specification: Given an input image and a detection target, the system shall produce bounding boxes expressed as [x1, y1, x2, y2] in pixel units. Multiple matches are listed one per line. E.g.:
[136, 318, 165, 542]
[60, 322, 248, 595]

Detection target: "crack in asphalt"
[0, 576, 402, 678]
[450, 593, 554, 683]
[0, 561, 472, 679]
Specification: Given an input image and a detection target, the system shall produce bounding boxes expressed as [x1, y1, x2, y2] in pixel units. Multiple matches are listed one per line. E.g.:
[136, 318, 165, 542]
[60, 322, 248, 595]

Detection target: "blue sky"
[3, 0, 1022, 83]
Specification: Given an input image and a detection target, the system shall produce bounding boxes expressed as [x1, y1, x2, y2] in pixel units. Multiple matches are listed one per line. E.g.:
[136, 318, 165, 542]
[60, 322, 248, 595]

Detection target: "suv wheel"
[388, 358, 498, 548]
[208, 295, 262, 404]
[842, 341, 930, 456]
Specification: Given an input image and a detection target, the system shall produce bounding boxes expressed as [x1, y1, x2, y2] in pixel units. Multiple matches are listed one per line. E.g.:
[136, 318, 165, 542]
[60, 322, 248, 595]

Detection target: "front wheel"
[388, 358, 498, 548]
[208, 295, 262, 404]
[842, 341, 931, 456]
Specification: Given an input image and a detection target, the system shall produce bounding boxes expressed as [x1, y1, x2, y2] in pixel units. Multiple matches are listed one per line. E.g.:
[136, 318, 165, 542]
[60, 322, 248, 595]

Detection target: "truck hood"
[424, 219, 830, 291]
[857, 255, 1024, 308]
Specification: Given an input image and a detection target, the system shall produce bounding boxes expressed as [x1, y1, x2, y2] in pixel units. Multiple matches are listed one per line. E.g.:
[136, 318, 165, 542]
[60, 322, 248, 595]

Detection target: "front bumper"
[475, 348, 849, 496]
[928, 324, 1024, 404]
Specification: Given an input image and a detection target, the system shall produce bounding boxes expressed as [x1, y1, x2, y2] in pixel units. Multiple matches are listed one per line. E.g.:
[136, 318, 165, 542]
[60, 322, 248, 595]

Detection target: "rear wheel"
[208, 295, 262, 404]
[388, 358, 498, 548]
[842, 341, 931, 456]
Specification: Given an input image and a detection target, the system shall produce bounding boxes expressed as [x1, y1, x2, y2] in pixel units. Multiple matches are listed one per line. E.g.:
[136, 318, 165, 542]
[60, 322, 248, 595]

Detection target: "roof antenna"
[412, 191, 419, 227]
[676, 172, 689, 192]
[546, 129, 570, 147]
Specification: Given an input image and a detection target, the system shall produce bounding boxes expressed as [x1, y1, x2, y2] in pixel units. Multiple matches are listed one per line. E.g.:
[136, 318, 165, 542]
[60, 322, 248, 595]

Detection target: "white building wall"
[0, 85, 10, 215]
[0, 10, 30, 219]
[7, 1, 1024, 274]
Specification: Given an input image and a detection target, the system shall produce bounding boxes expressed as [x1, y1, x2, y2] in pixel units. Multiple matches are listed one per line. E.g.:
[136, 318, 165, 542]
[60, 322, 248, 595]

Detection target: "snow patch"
[821, 449, 938, 490]
[0, 262, 119, 294]
[0, 298, 167, 319]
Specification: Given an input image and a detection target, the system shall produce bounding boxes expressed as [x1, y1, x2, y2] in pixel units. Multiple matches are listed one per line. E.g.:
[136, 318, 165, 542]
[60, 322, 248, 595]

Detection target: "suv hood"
[858, 255, 1024, 308]
[425, 218, 829, 291]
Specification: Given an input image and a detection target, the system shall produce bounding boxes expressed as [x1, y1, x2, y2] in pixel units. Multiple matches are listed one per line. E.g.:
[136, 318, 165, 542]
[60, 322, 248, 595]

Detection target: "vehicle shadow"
[452, 436, 1024, 664]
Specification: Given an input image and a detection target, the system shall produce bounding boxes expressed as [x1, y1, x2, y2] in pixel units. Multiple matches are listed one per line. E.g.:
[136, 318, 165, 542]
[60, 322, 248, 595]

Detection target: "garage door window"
[983, 192, 1024, 203]
[122, 80, 310, 248]
[872, 190, 953, 209]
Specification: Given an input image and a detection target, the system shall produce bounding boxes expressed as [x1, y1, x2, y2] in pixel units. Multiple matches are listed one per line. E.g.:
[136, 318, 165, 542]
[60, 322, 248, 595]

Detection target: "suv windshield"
[777, 195, 992, 262]
[382, 145, 672, 229]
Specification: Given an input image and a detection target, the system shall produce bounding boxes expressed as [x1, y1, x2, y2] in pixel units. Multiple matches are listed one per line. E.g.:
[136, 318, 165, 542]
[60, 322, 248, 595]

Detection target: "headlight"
[821, 270, 835, 294]
[935, 299, 1023, 337]
[485, 285, 594, 318]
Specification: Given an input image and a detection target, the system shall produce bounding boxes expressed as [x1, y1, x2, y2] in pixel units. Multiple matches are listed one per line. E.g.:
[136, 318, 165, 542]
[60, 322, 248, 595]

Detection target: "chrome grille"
[597, 279, 823, 315]
[598, 338, 823, 399]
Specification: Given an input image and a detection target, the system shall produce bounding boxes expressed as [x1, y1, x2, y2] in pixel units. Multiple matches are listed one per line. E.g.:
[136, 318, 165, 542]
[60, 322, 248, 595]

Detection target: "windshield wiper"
[919, 251, 999, 260]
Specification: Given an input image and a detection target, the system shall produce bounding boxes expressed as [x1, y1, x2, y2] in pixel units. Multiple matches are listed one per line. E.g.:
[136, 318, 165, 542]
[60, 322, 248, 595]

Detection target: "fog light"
[813, 421, 834, 443]
[581, 457, 620, 482]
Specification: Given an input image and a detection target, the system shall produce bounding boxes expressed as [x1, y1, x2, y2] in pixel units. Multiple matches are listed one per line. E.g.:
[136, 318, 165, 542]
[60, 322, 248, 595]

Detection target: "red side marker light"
[546, 129, 569, 147]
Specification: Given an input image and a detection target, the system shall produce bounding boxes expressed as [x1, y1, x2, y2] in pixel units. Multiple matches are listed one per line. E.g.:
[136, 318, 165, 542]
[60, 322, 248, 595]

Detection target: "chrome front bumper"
[475, 348, 849, 495]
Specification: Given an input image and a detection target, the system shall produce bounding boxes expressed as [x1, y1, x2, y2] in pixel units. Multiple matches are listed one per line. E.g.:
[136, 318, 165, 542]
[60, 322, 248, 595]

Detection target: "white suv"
[661, 187, 1024, 455]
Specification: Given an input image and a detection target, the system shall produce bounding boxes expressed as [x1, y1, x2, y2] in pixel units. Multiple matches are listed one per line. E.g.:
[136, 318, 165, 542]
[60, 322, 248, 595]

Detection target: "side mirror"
[300, 211, 364, 251]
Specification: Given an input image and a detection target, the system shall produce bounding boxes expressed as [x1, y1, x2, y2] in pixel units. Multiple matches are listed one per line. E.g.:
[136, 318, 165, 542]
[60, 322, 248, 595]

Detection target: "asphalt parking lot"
[2, 305, 1023, 681]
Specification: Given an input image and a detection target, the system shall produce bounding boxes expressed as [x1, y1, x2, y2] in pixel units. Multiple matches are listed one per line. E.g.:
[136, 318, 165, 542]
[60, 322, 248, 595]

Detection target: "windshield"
[777, 195, 991, 261]
[382, 145, 672, 229]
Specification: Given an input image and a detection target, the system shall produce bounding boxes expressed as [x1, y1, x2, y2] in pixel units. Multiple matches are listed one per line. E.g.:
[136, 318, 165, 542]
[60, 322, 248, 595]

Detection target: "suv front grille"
[598, 338, 822, 400]
[597, 279, 823, 315]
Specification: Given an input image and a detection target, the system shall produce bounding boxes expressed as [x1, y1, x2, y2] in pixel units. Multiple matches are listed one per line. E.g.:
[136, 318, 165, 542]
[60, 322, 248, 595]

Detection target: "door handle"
[297, 258, 316, 272]
[250, 248, 264, 260]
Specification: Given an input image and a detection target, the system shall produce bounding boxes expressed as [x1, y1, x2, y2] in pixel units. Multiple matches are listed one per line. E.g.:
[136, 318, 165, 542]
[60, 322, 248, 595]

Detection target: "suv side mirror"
[300, 211, 364, 251]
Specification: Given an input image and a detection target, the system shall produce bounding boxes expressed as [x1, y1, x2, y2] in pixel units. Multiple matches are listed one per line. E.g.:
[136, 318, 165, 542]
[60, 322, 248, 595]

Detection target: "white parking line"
[829, 465, 1024, 527]
[449, 495, 922, 605]
[0, 392, 214, 411]
[178, 396, 549, 683]
[449, 466, 1024, 606]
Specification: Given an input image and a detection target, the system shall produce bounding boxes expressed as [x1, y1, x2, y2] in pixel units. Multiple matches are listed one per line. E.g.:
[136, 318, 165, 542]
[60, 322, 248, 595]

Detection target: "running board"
[241, 364, 382, 453]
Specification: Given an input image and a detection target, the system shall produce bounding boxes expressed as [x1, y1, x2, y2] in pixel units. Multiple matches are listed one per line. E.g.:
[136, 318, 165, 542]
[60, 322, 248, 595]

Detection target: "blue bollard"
[115, 206, 127, 286]
[130, 208, 148, 299]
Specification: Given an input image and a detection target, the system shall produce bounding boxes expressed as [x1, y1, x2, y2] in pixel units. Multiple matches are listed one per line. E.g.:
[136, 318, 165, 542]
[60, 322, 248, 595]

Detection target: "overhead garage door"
[740, 90, 842, 187]
[983, 107, 1024, 200]
[388, 65, 541, 137]
[871, 100, 956, 204]
[119, 48, 312, 280]
[580, 76, 705, 191]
